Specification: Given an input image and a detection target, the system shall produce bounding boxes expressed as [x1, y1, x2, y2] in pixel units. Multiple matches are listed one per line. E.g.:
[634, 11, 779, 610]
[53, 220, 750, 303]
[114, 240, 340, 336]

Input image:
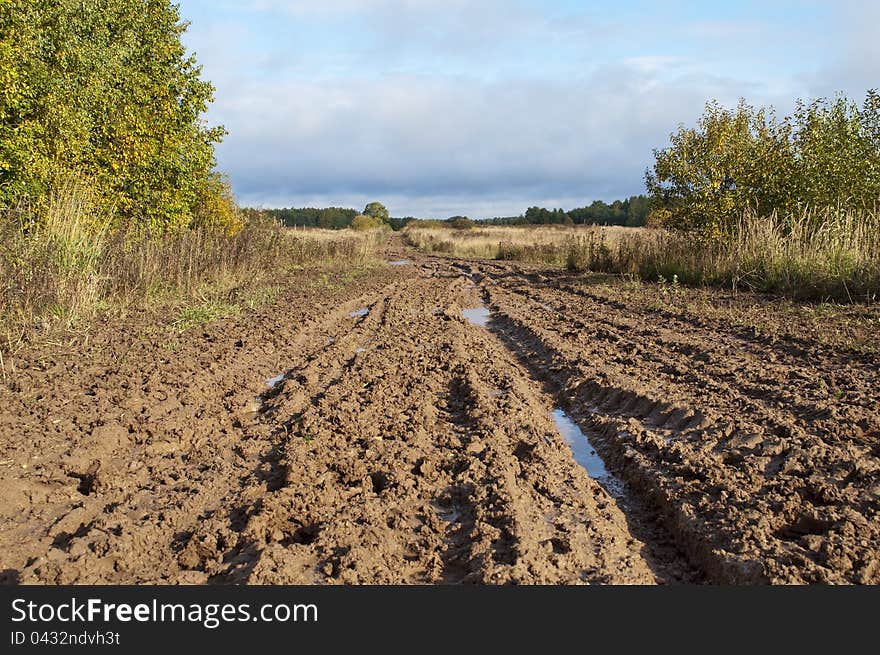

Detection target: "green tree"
[646, 100, 771, 233]
[625, 195, 651, 226]
[363, 201, 389, 224]
[646, 92, 880, 234]
[0, 0, 225, 232]
[350, 214, 380, 230]
[446, 216, 474, 229]
[792, 93, 880, 210]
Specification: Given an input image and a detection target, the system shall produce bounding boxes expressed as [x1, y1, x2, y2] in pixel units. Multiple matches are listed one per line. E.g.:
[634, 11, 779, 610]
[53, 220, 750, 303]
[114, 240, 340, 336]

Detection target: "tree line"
[479, 196, 651, 227]
[266, 206, 359, 229]
[263, 202, 406, 230]
[263, 196, 651, 231]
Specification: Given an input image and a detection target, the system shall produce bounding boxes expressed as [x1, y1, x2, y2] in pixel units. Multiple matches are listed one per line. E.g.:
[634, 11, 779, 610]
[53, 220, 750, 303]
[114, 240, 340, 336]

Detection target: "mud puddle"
[462, 306, 491, 327]
[266, 373, 285, 388]
[350, 307, 370, 318]
[551, 409, 625, 499]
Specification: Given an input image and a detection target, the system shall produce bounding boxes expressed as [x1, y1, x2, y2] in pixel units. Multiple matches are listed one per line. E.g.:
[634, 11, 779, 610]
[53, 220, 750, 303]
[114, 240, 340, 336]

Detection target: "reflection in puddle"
[266, 373, 285, 388]
[551, 409, 625, 498]
[350, 307, 370, 318]
[388, 259, 411, 266]
[433, 501, 461, 524]
[462, 306, 490, 327]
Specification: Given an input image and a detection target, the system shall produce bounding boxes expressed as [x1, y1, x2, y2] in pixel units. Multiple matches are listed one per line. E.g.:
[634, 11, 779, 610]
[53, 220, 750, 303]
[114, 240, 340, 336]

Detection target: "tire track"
[180, 266, 658, 584]
[473, 260, 879, 584]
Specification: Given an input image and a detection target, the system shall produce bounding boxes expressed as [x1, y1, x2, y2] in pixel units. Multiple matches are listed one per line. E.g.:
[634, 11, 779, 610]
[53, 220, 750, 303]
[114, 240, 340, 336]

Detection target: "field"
[1, 232, 877, 584]
[404, 224, 640, 265]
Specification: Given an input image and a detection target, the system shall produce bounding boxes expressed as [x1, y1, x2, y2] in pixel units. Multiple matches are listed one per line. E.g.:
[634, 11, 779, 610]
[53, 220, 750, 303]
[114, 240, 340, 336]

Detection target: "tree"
[0, 0, 225, 232]
[363, 201, 389, 224]
[646, 92, 880, 234]
[625, 195, 650, 226]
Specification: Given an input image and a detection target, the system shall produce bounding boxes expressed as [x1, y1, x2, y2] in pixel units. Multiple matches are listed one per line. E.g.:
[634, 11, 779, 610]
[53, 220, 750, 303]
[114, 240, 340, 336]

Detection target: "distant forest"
[264, 206, 409, 230]
[480, 195, 650, 227]
[265, 207, 357, 229]
[261, 195, 650, 230]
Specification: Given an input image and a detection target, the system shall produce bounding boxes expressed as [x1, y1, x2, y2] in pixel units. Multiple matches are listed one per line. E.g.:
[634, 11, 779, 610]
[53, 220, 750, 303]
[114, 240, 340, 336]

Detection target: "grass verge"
[405, 209, 880, 302]
[0, 185, 387, 343]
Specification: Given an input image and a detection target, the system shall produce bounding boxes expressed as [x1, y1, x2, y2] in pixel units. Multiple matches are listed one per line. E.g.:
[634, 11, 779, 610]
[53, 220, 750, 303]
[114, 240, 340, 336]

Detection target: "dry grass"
[285, 226, 387, 266]
[406, 210, 880, 302]
[566, 209, 880, 301]
[404, 224, 639, 265]
[0, 188, 386, 339]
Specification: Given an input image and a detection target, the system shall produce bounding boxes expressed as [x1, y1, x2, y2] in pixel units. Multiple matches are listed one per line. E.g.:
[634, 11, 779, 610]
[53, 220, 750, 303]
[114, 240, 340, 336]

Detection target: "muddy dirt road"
[1, 241, 878, 584]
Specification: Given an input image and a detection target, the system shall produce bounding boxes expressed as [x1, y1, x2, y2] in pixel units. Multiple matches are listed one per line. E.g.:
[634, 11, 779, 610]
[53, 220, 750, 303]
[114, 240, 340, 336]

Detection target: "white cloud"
[808, 0, 880, 99]
[211, 62, 764, 216]
[180, 0, 872, 217]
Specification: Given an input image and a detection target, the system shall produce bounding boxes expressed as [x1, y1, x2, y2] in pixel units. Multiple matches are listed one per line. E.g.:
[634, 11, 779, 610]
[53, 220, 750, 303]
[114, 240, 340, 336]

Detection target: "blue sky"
[178, 0, 878, 218]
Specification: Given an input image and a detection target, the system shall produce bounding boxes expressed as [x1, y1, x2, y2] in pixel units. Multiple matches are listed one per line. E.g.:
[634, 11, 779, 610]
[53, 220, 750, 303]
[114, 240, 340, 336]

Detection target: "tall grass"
[1, 181, 110, 326]
[404, 224, 634, 265]
[0, 184, 385, 335]
[405, 211, 880, 302]
[566, 209, 880, 301]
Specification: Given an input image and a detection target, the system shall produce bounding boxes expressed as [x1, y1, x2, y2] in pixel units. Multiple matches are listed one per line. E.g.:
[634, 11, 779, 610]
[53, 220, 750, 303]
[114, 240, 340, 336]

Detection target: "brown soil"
[1, 240, 877, 584]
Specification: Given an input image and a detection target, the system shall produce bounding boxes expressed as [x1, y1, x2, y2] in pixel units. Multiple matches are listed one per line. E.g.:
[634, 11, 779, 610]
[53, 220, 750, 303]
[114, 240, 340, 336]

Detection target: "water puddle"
[388, 259, 411, 266]
[266, 373, 285, 388]
[350, 307, 370, 318]
[462, 306, 490, 328]
[551, 409, 625, 498]
[437, 508, 461, 524]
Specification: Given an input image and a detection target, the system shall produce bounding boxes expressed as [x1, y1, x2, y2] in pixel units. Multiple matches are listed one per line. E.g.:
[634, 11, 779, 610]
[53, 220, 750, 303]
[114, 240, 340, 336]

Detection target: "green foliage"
[363, 201, 390, 224]
[568, 197, 650, 226]
[446, 216, 475, 230]
[0, 0, 224, 231]
[262, 205, 410, 231]
[266, 206, 358, 229]
[524, 207, 570, 225]
[190, 173, 242, 235]
[647, 91, 880, 234]
[350, 214, 381, 230]
[387, 216, 411, 231]
[481, 197, 650, 227]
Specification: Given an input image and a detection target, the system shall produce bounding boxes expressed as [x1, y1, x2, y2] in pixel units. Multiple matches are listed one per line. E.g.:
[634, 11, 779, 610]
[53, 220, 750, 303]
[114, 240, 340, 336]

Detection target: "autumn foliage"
[0, 0, 230, 232]
[647, 91, 880, 234]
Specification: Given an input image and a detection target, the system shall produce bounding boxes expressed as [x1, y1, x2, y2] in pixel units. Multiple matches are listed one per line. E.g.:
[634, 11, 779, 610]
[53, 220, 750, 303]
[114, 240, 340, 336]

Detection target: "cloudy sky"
[178, 0, 878, 218]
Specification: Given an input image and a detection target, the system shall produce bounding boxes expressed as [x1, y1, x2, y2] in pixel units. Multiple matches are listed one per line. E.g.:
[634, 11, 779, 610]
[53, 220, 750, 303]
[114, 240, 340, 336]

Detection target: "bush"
[647, 91, 880, 235]
[351, 214, 381, 230]
[190, 173, 244, 235]
[448, 217, 475, 230]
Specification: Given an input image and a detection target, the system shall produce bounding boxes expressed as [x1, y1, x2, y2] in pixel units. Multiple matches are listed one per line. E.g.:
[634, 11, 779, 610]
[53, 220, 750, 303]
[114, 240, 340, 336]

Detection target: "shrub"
[351, 214, 381, 230]
[647, 91, 880, 235]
